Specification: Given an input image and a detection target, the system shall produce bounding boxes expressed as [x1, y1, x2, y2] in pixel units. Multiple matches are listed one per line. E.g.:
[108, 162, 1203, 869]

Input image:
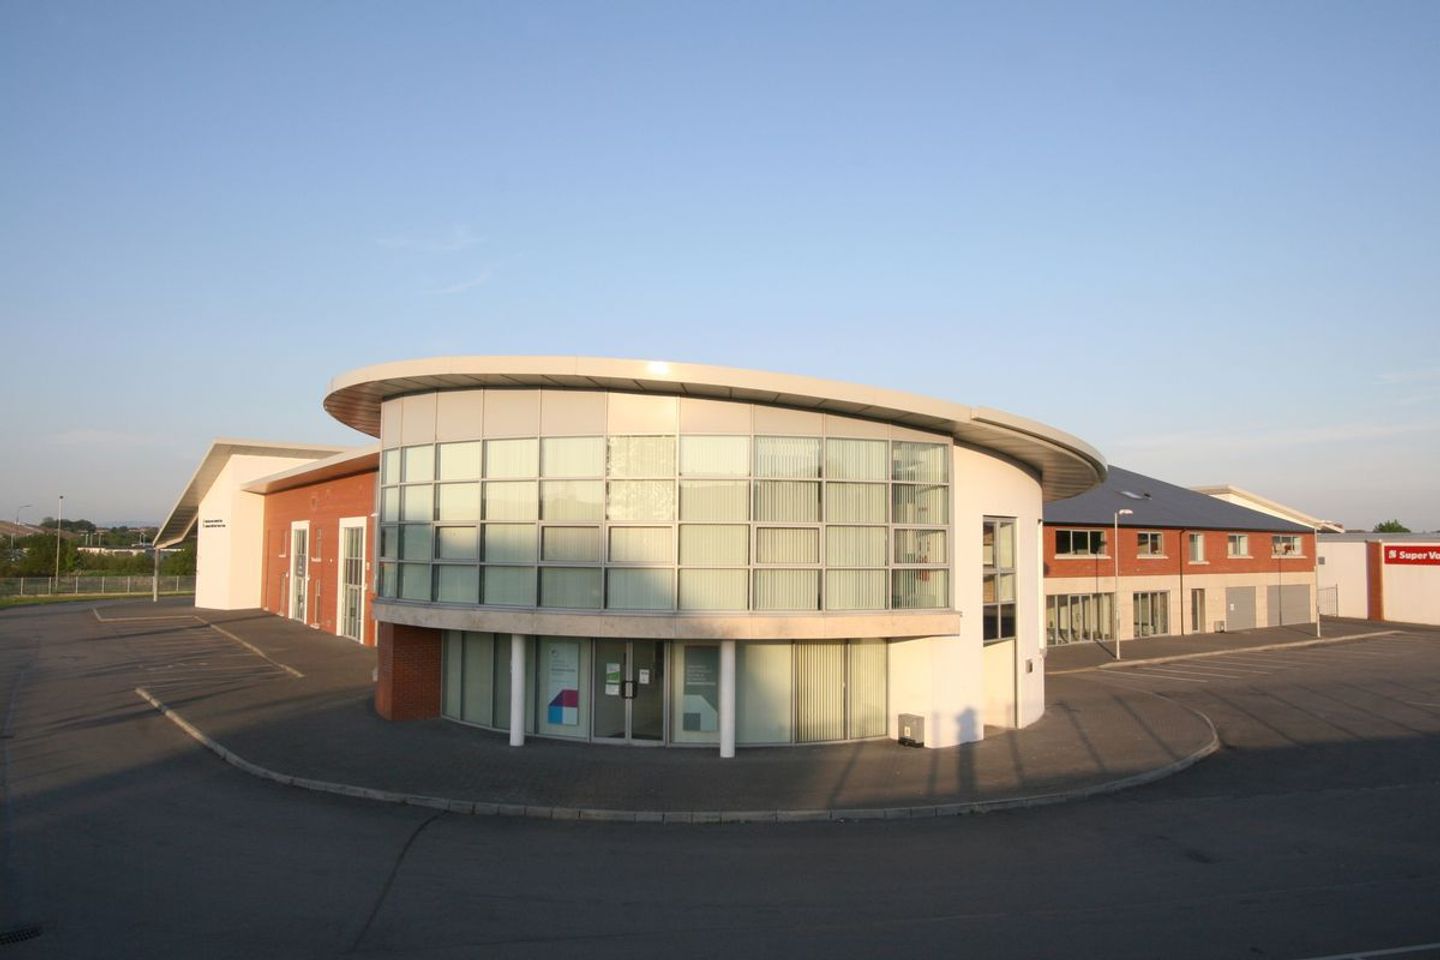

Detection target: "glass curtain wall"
[1045, 593, 1114, 645]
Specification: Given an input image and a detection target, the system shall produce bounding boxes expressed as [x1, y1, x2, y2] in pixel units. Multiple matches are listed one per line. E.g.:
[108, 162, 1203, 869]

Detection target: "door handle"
[622, 680, 636, 700]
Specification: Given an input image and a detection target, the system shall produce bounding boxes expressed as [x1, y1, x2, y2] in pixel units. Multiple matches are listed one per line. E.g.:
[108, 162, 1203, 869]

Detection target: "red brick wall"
[1045, 526, 1315, 579]
[375, 621, 442, 721]
[1366, 540, 1384, 620]
[260, 469, 378, 646]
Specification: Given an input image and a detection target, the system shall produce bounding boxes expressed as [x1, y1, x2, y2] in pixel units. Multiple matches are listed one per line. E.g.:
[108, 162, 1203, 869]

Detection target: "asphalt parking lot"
[2, 601, 1438, 959]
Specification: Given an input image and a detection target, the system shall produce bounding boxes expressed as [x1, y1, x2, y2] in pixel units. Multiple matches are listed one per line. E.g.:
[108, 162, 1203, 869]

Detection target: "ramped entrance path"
[9, 600, 1223, 822]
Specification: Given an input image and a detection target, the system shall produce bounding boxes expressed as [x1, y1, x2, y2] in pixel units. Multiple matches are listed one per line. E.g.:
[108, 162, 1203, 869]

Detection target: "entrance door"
[289, 523, 309, 623]
[592, 640, 666, 743]
[337, 519, 366, 643]
[1226, 586, 1256, 631]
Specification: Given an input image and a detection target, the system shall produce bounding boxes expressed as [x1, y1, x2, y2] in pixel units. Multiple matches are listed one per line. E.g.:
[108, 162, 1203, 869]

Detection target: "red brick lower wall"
[1366, 541, 1385, 620]
[375, 622, 443, 721]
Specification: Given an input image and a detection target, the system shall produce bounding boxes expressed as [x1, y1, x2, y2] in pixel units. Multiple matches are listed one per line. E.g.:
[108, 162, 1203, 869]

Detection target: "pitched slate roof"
[1044, 466, 1312, 533]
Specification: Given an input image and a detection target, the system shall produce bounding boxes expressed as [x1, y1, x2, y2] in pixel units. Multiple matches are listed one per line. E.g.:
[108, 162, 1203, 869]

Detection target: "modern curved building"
[314, 357, 1106, 756]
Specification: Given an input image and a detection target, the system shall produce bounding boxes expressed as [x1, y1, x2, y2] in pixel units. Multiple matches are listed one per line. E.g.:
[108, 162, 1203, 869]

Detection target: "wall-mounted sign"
[544, 641, 580, 726]
[202, 519, 226, 529]
[1384, 545, 1440, 565]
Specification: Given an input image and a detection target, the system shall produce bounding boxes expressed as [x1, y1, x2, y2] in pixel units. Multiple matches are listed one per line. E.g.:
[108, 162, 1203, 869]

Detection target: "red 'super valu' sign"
[1383, 545, 1440, 565]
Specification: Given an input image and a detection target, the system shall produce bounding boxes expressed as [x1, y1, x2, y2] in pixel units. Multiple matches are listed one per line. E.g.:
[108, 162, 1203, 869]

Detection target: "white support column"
[509, 633, 526, 747]
[719, 639, 736, 758]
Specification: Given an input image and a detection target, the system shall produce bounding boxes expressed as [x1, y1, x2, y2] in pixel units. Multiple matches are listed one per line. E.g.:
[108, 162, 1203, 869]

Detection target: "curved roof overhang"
[324, 356, 1107, 501]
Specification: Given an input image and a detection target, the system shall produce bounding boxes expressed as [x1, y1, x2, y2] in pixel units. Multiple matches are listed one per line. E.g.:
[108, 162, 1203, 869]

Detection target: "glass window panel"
[895, 529, 947, 565]
[379, 562, 397, 598]
[607, 568, 674, 610]
[825, 482, 886, 523]
[484, 481, 538, 520]
[982, 522, 995, 566]
[736, 643, 793, 745]
[382, 448, 401, 485]
[460, 632, 494, 725]
[826, 527, 886, 566]
[848, 640, 887, 738]
[437, 442, 481, 481]
[436, 483, 480, 522]
[540, 480, 604, 521]
[434, 565, 479, 602]
[893, 569, 949, 609]
[670, 644, 720, 744]
[754, 569, 820, 610]
[541, 436, 605, 477]
[541, 526, 601, 562]
[678, 569, 748, 610]
[536, 637, 589, 739]
[435, 526, 478, 560]
[483, 566, 536, 605]
[484, 438, 538, 478]
[754, 480, 820, 522]
[795, 642, 846, 742]
[755, 436, 821, 478]
[443, 632, 463, 718]
[381, 487, 400, 522]
[825, 569, 887, 610]
[679, 480, 749, 521]
[540, 567, 602, 608]
[756, 527, 819, 564]
[400, 525, 431, 561]
[892, 484, 948, 524]
[608, 526, 673, 563]
[399, 562, 430, 600]
[996, 520, 1015, 567]
[483, 524, 536, 562]
[824, 438, 888, 481]
[679, 525, 749, 565]
[403, 445, 434, 483]
[401, 485, 433, 522]
[891, 441, 948, 483]
[379, 525, 399, 560]
[608, 480, 674, 521]
[608, 436, 675, 477]
[679, 436, 750, 477]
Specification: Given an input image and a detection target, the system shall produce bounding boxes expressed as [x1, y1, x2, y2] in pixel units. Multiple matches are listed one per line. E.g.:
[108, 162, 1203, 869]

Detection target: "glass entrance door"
[290, 526, 308, 622]
[591, 640, 666, 743]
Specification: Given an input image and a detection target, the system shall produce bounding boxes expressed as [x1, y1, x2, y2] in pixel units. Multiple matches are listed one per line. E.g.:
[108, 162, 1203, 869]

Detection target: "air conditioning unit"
[1214, 620, 1226, 633]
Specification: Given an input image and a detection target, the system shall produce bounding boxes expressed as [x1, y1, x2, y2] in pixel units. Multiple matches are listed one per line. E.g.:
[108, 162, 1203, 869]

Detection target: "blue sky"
[2, 1, 1437, 529]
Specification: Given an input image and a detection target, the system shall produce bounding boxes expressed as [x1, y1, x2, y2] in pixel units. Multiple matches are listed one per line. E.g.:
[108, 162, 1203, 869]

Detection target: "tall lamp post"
[54, 494, 64, 585]
[10, 504, 30, 552]
[1113, 508, 1133, 660]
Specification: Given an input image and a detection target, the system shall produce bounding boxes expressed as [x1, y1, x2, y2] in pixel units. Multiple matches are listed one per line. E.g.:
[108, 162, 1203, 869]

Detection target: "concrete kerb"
[1048, 630, 1402, 676]
[132, 683, 1221, 825]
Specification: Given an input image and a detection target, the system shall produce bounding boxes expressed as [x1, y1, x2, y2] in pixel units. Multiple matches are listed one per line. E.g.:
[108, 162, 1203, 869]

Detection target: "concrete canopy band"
[317, 357, 1106, 756]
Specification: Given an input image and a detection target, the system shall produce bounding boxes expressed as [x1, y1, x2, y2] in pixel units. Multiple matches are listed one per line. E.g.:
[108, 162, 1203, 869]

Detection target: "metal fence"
[0, 576, 197, 598]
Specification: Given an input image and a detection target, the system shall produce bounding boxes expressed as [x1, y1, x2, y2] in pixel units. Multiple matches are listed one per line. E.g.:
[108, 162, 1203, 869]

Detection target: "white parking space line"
[1287, 939, 1440, 959]
[1178, 660, 1272, 674]
[1121, 671, 1211, 683]
[1130, 665, 1257, 679]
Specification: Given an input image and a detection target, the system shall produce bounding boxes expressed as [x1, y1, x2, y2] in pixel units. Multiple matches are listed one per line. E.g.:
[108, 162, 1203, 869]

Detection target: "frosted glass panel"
[540, 480, 603, 521]
[755, 481, 820, 522]
[443, 632, 463, 717]
[755, 436, 821, 477]
[893, 569, 949, 609]
[485, 438, 538, 478]
[825, 438, 888, 480]
[848, 640, 887, 738]
[435, 526, 478, 560]
[895, 528, 947, 564]
[484, 481, 538, 520]
[542, 526, 601, 562]
[434, 565, 479, 603]
[540, 568, 602, 608]
[754, 569, 819, 610]
[483, 524, 536, 562]
[400, 563, 429, 600]
[670, 644, 720, 744]
[382, 448, 400, 485]
[608, 436, 675, 477]
[825, 569, 887, 610]
[542, 437, 604, 477]
[608, 480, 674, 521]
[437, 442, 480, 481]
[608, 526, 672, 563]
[996, 521, 1015, 568]
[737, 643, 793, 744]
[402, 485, 433, 522]
[679, 525, 748, 565]
[400, 525, 431, 561]
[607, 568, 673, 610]
[379, 563, 396, 597]
[679, 569, 748, 610]
[679, 480, 749, 521]
[460, 632, 494, 726]
[680, 436, 750, 477]
[892, 441, 948, 482]
[379, 525, 398, 560]
[826, 526, 886, 566]
[436, 483, 480, 522]
[756, 528, 819, 564]
[825, 483, 886, 523]
[381, 487, 399, 522]
[484, 566, 536, 605]
[892, 484, 948, 524]
[403, 445, 433, 483]
[795, 642, 845, 742]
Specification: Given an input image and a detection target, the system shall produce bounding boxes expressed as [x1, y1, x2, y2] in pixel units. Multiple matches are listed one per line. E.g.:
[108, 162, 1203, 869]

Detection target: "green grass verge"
[0, 592, 195, 610]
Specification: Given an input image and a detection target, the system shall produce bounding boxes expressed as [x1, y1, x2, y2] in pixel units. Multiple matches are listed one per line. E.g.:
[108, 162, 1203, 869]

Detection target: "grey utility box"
[898, 713, 925, 748]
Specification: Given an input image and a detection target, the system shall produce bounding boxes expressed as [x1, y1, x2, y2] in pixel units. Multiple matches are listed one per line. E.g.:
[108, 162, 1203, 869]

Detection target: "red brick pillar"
[1365, 541, 1385, 622]
[375, 622, 443, 721]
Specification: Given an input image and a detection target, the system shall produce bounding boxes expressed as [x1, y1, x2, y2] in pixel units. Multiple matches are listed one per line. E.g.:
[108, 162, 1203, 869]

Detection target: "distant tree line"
[3, 520, 196, 577]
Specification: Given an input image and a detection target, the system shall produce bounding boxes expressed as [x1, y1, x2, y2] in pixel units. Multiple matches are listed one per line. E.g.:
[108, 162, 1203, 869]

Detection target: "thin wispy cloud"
[375, 224, 483, 253]
[428, 269, 493, 295]
[1377, 367, 1440, 385]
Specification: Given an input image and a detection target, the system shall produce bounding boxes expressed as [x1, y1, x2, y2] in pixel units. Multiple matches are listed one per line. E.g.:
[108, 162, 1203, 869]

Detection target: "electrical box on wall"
[899, 713, 925, 747]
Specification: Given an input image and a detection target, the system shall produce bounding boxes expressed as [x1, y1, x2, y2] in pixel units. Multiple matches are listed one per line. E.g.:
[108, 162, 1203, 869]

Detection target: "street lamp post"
[1113, 508, 1134, 660]
[10, 504, 30, 551]
[54, 495, 64, 586]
